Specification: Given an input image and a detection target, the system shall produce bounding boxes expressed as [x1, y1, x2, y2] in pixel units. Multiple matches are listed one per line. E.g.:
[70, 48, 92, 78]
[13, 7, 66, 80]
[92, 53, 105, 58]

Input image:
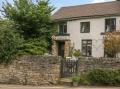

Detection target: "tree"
[19, 38, 49, 55]
[2, 0, 55, 55]
[2, 0, 54, 39]
[0, 20, 23, 64]
[104, 31, 120, 58]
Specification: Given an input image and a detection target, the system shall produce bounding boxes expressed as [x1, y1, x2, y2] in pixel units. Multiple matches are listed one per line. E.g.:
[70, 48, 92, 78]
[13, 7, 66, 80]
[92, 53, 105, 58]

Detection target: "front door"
[58, 42, 65, 58]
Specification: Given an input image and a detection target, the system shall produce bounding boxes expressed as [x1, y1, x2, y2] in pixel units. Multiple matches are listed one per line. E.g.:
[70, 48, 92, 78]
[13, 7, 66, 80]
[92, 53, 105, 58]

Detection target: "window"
[82, 40, 92, 56]
[104, 51, 116, 58]
[104, 44, 116, 58]
[105, 18, 116, 32]
[81, 22, 90, 33]
[59, 22, 67, 35]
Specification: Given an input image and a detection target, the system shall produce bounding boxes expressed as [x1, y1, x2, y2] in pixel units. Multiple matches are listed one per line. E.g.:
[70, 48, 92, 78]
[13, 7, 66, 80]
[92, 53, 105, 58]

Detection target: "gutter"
[52, 13, 120, 22]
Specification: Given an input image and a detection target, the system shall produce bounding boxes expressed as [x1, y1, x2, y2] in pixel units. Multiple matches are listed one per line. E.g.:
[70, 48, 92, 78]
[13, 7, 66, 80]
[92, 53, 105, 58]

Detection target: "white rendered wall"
[67, 16, 120, 57]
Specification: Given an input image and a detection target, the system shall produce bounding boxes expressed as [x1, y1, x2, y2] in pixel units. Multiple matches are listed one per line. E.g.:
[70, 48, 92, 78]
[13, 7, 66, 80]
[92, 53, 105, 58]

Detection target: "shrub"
[73, 49, 81, 57]
[0, 29, 23, 64]
[72, 75, 90, 85]
[72, 69, 120, 86]
[69, 46, 74, 57]
[79, 74, 90, 85]
[87, 69, 120, 85]
[72, 76, 80, 82]
[19, 38, 48, 55]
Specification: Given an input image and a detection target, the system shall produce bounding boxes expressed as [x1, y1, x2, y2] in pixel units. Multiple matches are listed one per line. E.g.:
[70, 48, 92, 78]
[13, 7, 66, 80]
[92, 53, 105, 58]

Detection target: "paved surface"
[0, 84, 119, 89]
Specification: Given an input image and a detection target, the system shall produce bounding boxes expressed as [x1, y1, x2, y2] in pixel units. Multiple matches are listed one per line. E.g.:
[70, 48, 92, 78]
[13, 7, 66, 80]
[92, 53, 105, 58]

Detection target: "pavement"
[0, 84, 119, 89]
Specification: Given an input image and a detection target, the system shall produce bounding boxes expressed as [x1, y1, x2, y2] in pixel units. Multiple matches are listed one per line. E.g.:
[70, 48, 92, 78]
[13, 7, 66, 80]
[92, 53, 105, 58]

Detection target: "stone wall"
[52, 40, 58, 56]
[0, 56, 60, 86]
[64, 41, 70, 57]
[0, 56, 120, 85]
[78, 57, 120, 74]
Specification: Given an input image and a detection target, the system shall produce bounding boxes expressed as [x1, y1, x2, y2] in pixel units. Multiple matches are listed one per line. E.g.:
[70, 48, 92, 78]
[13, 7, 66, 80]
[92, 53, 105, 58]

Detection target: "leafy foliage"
[104, 31, 120, 57]
[72, 69, 120, 86]
[2, 0, 55, 55]
[72, 76, 81, 82]
[88, 69, 120, 85]
[2, 0, 55, 39]
[19, 38, 49, 55]
[68, 45, 74, 57]
[73, 49, 82, 57]
[72, 75, 89, 85]
[0, 20, 23, 64]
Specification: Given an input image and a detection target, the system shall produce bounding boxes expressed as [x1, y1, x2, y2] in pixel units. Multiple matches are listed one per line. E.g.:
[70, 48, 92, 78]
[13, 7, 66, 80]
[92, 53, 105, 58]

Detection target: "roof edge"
[53, 13, 120, 22]
[61, 1, 117, 8]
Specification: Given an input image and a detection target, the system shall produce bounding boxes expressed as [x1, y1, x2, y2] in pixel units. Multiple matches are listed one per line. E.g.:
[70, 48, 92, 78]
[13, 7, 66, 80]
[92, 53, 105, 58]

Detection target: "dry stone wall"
[0, 56, 60, 86]
[78, 57, 120, 73]
[0, 56, 120, 86]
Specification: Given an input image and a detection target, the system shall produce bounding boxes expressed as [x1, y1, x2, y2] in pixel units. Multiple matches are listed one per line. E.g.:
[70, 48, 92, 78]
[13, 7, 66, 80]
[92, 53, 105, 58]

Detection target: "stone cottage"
[52, 0, 120, 58]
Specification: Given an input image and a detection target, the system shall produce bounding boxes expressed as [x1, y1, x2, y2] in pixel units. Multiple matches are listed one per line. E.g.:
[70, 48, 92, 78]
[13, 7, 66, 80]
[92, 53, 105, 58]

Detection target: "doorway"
[58, 42, 65, 58]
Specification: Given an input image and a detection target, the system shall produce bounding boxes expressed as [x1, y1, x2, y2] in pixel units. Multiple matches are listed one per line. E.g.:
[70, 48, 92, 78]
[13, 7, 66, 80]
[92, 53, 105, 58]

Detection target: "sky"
[0, 0, 115, 13]
[51, 0, 115, 8]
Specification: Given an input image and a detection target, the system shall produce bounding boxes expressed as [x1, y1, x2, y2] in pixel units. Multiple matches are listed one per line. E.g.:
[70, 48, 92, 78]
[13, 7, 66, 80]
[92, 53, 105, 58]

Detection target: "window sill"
[101, 31, 116, 35]
[101, 32, 105, 35]
[80, 32, 90, 33]
[56, 33, 70, 36]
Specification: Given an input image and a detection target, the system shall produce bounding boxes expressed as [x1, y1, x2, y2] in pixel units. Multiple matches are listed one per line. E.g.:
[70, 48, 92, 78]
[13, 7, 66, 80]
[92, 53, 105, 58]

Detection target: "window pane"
[59, 25, 63, 34]
[87, 41, 92, 44]
[64, 24, 67, 33]
[111, 19, 116, 30]
[59, 22, 67, 35]
[81, 22, 90, 33]
[83, 41, 87, 44]
[87, 46, 92, 56]
[81, 24, 85, 32]
[105, 18, 116, 32]
[82, 46, 86, 56]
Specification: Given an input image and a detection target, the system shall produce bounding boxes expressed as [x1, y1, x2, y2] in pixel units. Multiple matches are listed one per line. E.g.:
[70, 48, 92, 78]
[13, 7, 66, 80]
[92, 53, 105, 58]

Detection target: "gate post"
[75, 60, 79, 76]
[60, 58, 64, 78]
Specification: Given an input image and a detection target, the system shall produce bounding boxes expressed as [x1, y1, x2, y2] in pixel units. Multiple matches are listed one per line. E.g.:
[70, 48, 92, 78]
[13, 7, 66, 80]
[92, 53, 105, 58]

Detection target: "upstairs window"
[105, 18, 116, 32]
[81, 22, 90, 33]
[59, 22, 67, 35]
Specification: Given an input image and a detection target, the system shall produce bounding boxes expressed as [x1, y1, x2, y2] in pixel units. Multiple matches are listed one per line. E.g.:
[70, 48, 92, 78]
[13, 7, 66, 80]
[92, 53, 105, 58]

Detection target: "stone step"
[58, 78, 72, 86]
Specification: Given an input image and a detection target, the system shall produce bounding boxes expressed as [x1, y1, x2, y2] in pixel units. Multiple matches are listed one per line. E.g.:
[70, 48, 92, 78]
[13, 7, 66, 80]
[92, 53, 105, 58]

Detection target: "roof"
[52, 1, 120, 21]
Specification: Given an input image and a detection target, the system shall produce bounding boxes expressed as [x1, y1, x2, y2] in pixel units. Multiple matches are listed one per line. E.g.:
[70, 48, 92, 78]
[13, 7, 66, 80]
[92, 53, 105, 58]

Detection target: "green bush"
[72, 76, 81, 82]
[73, 49, 81, 57]
[87, 69, 120, 85]
[0, 28, 23, 64]
[19, 38, 49, 55]
[72, 75, 89, 85]
[72, 69, 120, 86]
[79, 74, 90, 85]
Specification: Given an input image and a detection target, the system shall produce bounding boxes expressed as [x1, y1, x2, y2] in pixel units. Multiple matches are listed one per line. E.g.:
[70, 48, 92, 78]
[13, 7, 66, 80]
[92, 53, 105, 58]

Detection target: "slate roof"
[52, 1, 120, 21]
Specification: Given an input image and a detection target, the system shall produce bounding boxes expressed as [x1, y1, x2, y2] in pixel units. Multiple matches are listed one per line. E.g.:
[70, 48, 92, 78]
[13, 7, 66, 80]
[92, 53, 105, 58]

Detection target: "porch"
[52, 34, 70, 57]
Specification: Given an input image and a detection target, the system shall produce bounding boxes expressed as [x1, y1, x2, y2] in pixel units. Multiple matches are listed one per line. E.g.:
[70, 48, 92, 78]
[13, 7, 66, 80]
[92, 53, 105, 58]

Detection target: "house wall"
[67, 16, 120, 57]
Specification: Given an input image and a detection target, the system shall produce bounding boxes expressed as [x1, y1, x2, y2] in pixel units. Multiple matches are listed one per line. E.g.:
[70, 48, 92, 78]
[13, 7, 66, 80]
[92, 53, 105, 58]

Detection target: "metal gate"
[60, 59, 78, 78]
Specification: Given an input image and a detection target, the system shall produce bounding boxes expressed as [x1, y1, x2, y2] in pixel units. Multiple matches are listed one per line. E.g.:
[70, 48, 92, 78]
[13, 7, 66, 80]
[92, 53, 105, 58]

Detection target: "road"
[0, 84, 119, 89]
